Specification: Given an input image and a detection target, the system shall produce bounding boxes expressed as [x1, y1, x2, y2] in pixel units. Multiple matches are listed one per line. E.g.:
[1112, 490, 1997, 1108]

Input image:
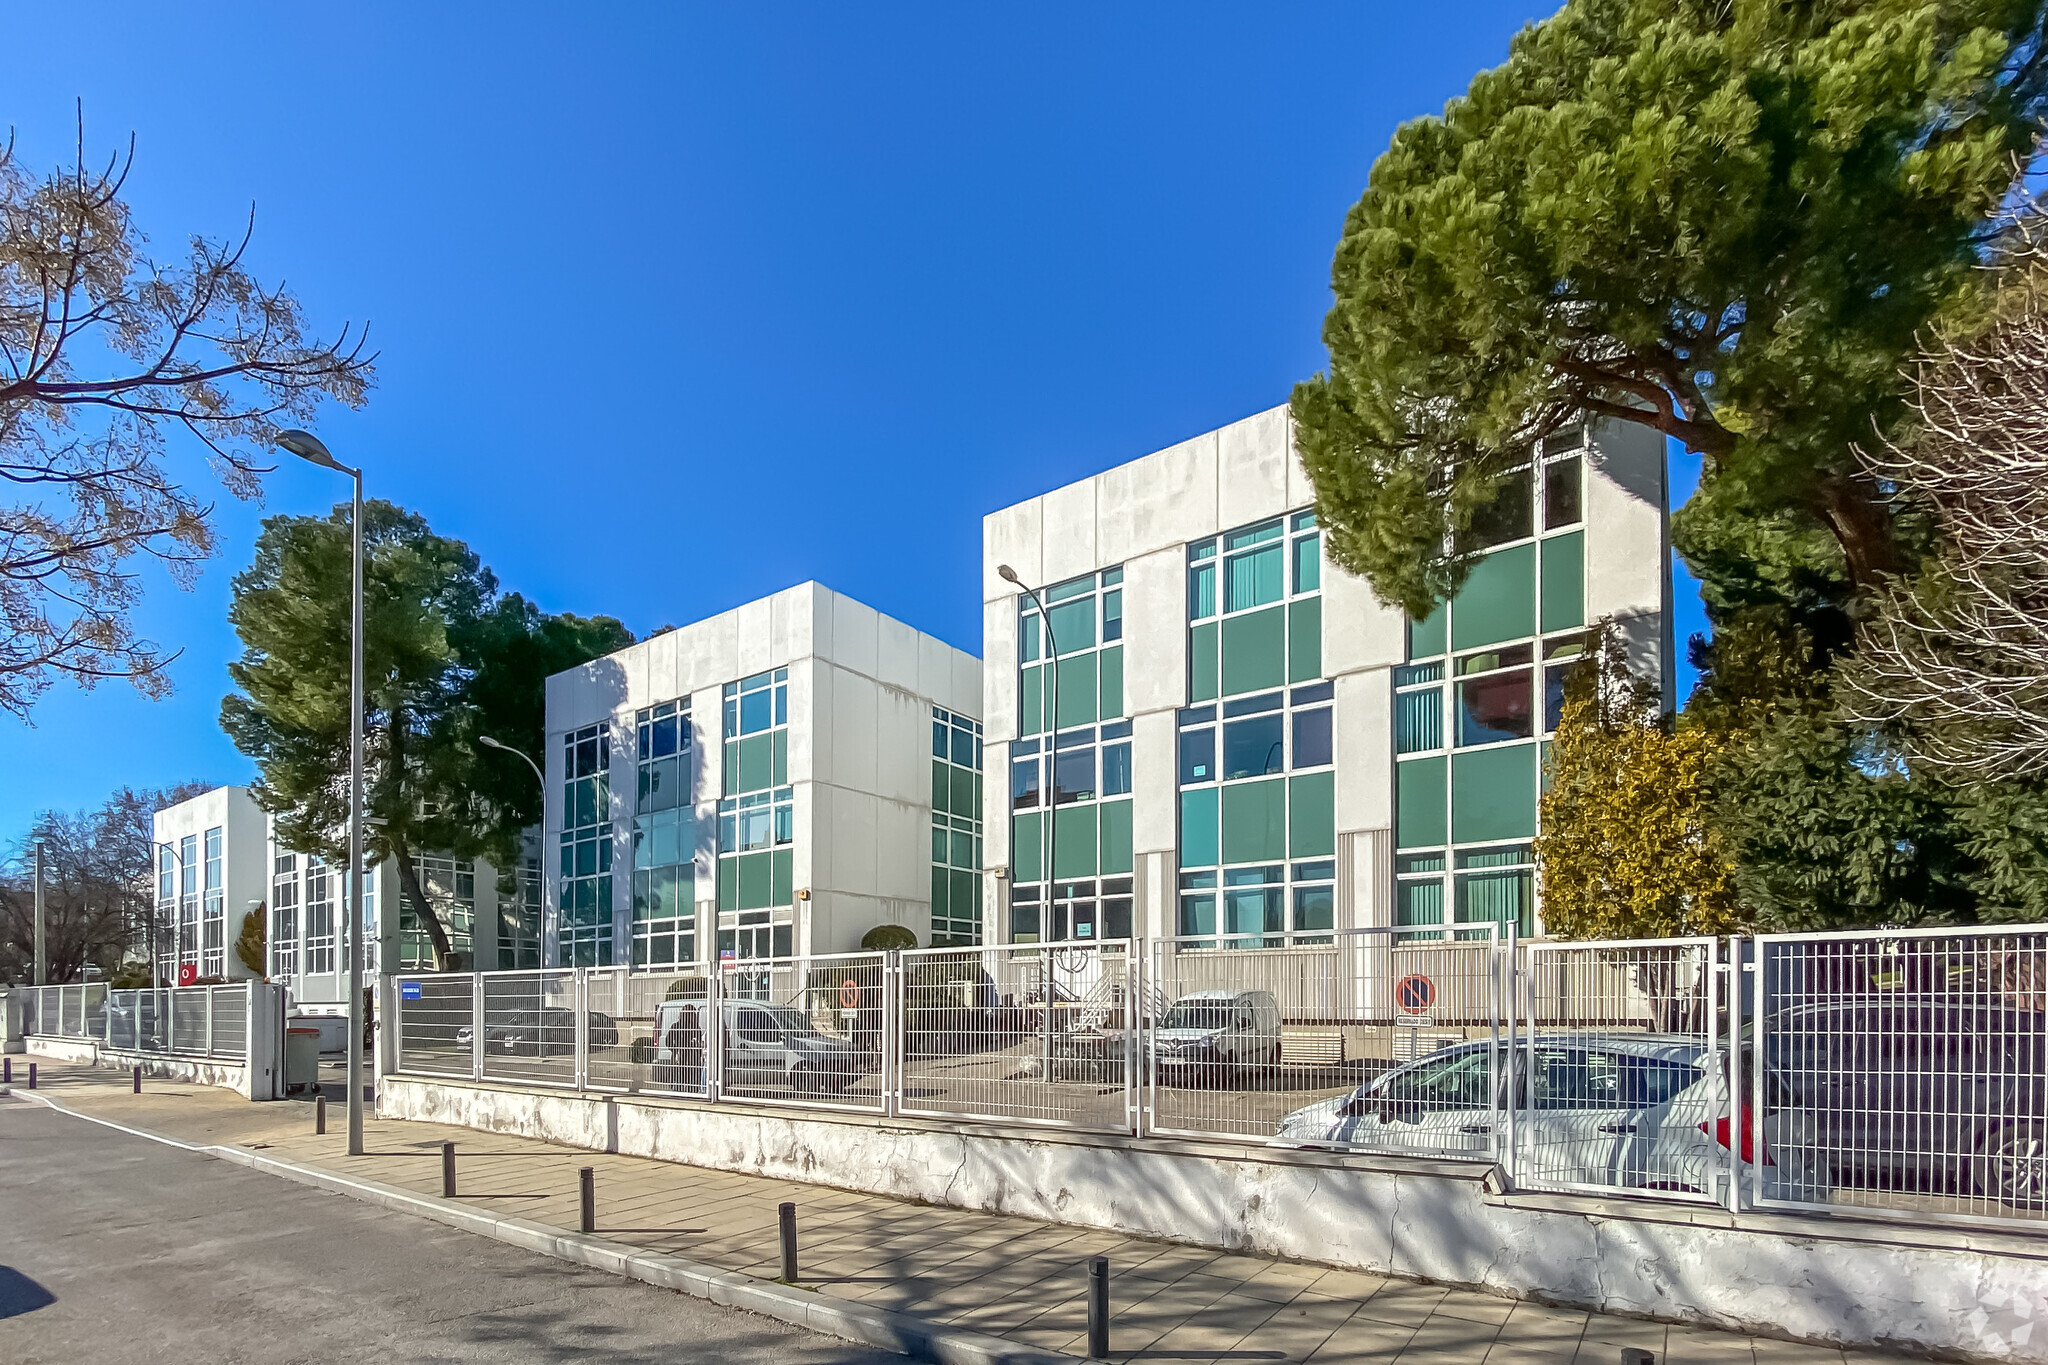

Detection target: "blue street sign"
[400, 981, 423, 1001]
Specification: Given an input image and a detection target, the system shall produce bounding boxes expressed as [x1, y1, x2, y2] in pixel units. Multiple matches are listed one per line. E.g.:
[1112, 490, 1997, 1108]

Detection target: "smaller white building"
[543, 582, 983, 967]
[154, 786, 539, 1011]
[151, 787, 269, 983]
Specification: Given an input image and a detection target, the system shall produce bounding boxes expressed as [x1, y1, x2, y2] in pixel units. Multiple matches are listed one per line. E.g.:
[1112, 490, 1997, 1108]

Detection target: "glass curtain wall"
[499, 857, 542, 969]
[633, 698, 696, 966]
[156, 846, 174, 981]
[930, 705, 984, 946]
[304, 857, 335, 974]
[271, 853, 298, 978]
[1178, 512, 1332, 947]
[559, 722, 613, 966]
[201, 827, 224, 978]
[1011, 569, 1132, 943]
[402, 857, 475, 970]
[178, 833, 199, 969]
[1393, 423, 1588, 937]
[718, 668, 792, 963]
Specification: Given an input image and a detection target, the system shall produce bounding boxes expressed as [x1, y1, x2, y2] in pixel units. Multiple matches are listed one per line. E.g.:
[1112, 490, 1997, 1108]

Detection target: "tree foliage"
[0, 781, 210, 983]
[0, 117, 372, 716]
[1535, 624, 1746, 939]
[1294, 0, 2048, 618]
[221, 500, 629, 968]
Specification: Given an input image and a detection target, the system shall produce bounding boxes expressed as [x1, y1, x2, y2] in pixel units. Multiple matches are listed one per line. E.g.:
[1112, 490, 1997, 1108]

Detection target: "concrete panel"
[983, 598, 1020, 745]
[1038, 479, 1099, 589]
[1120, 547, 1185, 716]
[1283, 405, 1315, 511]
[1129, 709, 1178, 856]
[983, 742, 1012, 875]
[385, 1075, 2048, 1365]
[676, 609, 741, 699]
[1217, 405, 1293, 529]
[873, 681, 925, 807]
[784, 659, 815, 787]
[952, 652, 983, 724]
[1334, 668, 1394, 834]
[1098, 429, 1221, 566]
[875, 613, 921, 694]
[1583, 419, 1666, 624]
[983, 500, 1042, 605]
[733, 595, 777, 681]
[1322, 556, 1407, 677]
[874, 797, 928, 902]
[803, 783, 835, 890]
[828, 593, 879, 683]
[828, 667, 879, 793]
[828, 788, 880, 897]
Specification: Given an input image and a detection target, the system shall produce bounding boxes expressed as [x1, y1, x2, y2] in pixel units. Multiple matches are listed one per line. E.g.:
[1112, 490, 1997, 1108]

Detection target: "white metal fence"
[387, 922, 2048, 1233]
[19, 983, 252, 1060]
[1748, 924, 2047, 1228]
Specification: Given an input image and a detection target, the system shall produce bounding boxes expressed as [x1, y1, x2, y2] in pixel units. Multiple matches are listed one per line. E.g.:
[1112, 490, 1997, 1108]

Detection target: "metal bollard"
[442, 1141, 456, 1198]
[1620, 1351, 1655, 1365]
[316, 1094, 327, 1135]
[133, 1065, 141, 1093]
[1087, 1255, 1110, 1359]
[27, 1062, 35, 1090]
[778, 1201, 798, 1282]
[4, 1057, 11, 1083]
[580, 1167, 595, 1234]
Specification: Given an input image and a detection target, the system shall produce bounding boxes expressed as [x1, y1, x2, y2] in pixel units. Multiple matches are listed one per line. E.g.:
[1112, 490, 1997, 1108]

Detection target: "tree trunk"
[389, 836, 455, 971]
[1813, 472, 1900, 589]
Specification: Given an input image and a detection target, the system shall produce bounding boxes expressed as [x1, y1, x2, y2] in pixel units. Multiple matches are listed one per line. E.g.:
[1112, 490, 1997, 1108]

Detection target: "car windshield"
[1380, 1048, 1494, 1110]
[1163, 1002, 1233, 1031]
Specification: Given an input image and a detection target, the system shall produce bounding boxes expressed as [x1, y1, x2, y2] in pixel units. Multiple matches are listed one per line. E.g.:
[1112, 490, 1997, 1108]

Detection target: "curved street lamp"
[277, 429, 367, 1158]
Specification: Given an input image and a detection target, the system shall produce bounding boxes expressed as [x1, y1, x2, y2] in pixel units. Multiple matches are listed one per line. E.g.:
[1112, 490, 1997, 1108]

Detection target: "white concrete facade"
[543, 582, 982, 966]
[151, 786, 269, 984]
[981, 404, 1668, 944]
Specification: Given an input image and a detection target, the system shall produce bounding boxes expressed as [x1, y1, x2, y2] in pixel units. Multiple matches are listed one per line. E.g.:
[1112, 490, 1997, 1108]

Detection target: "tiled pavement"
[9, 1060, 1923, 1365]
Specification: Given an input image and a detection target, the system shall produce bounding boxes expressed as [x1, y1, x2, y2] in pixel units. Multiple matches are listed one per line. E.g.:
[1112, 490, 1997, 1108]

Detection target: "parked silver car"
[1153, 990, 1282, 1084]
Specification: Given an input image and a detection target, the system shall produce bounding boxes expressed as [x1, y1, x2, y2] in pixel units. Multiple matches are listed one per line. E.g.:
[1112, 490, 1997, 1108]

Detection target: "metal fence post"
[882, 950, 900, 1117]
[1499, 923, 1516, 1185]
[573, 968, 589, 1092]
[204, 986, 214, 1059]
[1123, 944, 1139, 1135]
[705, 965, 723, 1103]
[472, 972, 486, 1081]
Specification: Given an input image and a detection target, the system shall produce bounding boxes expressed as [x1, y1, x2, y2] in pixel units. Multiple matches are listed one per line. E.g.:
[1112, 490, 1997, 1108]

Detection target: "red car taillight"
[1701, 1106, 1774, 1166]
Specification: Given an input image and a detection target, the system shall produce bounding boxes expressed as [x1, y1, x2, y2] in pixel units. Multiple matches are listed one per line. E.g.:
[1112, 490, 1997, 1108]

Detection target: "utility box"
[284, 1027, 321, 1094]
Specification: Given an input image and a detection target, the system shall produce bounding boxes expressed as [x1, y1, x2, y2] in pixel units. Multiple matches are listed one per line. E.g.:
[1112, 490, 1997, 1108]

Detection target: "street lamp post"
[997, 565, 1062, 1082]
[478, 735, 545, 791]
[277, 429, 367, 1158]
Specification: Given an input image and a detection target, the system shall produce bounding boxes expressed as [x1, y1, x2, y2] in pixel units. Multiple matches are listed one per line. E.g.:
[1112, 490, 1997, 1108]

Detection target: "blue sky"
[2, 2, 1707, 839]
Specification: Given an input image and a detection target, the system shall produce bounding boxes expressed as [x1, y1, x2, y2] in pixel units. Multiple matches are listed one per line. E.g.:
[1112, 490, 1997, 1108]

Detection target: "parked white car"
[1272, 1033, 1805, 1195]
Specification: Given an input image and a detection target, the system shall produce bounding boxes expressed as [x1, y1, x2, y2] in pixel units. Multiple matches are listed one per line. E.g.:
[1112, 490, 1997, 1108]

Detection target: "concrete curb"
[6, 1089, 1083, 1365]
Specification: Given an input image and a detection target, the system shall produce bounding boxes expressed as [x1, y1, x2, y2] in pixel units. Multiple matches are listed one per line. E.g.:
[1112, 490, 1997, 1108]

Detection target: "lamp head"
[477, 735, 507, 751]
[997, 564, 1023, 587]
[276, 429, 339, 469]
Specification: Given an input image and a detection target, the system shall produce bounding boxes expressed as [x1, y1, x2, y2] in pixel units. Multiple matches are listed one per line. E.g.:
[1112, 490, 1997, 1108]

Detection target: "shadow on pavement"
[0, 1267, 56, 1320]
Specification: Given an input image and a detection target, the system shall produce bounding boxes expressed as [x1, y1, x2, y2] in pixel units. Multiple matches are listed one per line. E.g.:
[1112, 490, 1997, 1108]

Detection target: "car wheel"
[1975, 1121, 2048, 1211]
[791, 1063, 820, 1095]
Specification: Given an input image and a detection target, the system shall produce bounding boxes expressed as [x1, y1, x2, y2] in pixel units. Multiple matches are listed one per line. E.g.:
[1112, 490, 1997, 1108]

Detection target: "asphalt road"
[0, 1096, 900, 1364]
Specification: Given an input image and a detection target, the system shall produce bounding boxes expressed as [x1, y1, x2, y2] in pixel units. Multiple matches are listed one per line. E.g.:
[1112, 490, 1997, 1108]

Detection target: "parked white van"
[650, 997, 870, 1096]
[1152, 990, 1282, 1083]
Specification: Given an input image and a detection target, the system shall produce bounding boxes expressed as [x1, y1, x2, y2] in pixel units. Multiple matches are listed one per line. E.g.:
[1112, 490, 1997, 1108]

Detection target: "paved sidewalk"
[9, 1061, 1919, 1365]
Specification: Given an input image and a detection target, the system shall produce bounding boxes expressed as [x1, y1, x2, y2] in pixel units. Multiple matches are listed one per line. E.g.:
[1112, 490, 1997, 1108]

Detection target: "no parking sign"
[1394, 973, 1435, 1015]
